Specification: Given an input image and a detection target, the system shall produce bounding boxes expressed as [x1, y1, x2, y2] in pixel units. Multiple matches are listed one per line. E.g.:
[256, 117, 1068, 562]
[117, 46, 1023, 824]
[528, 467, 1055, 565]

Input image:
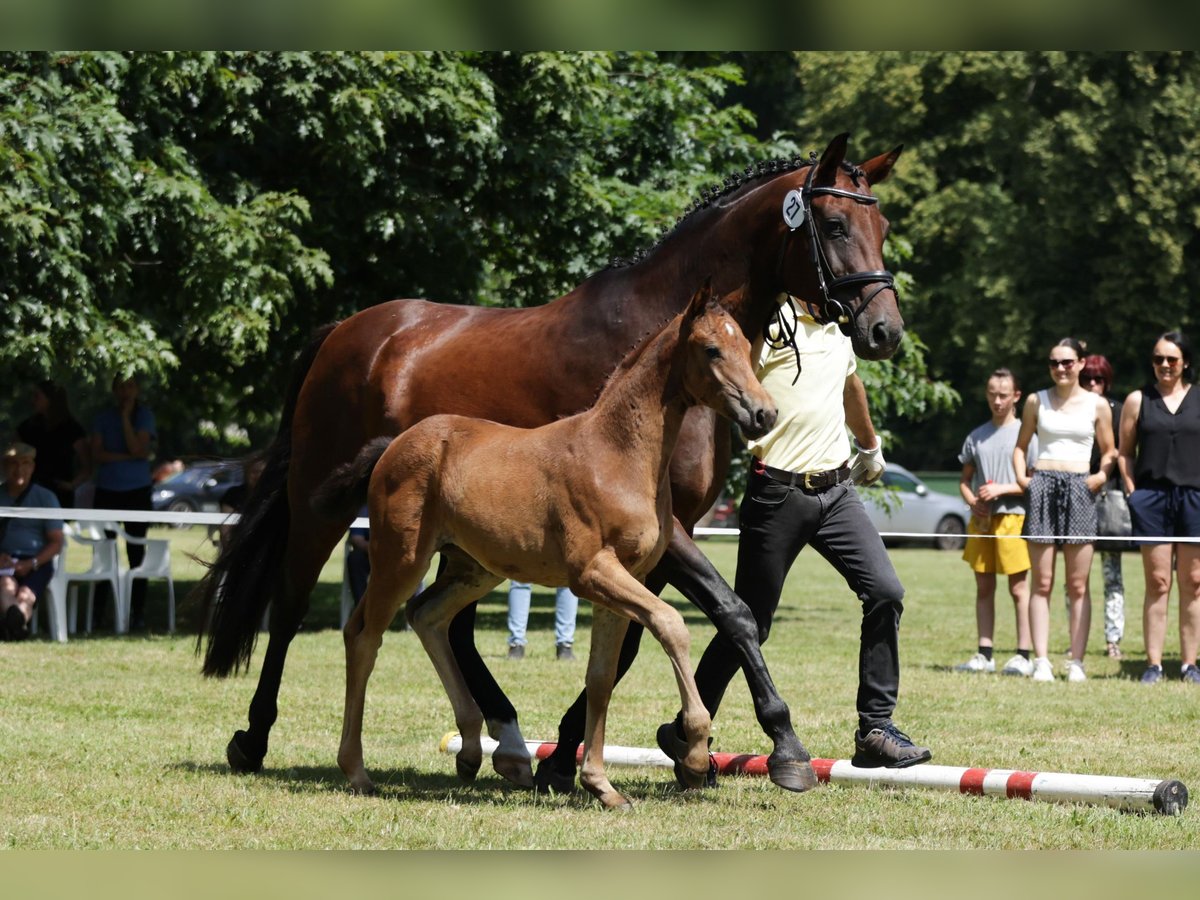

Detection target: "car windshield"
[160, 465, 236, 488]
[882, 471, 920, 493]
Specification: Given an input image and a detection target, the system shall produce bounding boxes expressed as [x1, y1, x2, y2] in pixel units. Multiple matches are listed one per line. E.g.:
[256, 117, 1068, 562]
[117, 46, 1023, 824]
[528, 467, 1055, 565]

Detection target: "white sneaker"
[1066, 659, 1087, 683]
[1000, 654, 1034, 677]
[1031, 656, 1054, 682]
[954, 652, 995, 673]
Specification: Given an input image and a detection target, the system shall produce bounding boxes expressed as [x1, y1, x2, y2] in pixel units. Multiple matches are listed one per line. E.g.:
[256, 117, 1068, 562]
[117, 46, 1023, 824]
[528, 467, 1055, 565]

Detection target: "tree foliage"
[1, 51, 952, 462]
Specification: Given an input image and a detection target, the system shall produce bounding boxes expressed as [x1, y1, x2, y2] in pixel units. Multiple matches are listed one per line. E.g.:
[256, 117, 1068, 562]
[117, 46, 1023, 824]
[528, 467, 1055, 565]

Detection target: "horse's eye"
[824, 220, 846, 238]
[705, 346, 722, 360]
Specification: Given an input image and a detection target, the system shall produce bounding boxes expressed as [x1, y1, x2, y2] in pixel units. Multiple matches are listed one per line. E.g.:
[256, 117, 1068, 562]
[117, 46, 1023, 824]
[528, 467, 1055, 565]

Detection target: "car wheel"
[934, 515, 966, 551]
[167, 498, 195, 527]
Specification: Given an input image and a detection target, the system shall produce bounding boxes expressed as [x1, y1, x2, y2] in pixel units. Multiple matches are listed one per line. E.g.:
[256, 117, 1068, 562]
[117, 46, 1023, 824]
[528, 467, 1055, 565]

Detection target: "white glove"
[850, 436, 885, 486]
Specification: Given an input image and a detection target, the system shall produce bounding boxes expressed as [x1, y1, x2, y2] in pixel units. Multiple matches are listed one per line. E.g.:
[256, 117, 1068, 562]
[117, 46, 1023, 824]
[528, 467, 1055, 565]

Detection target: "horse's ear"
[861, 145, 904, 186]
[816, 132, 850, 185]
[686, 276, 715, 321]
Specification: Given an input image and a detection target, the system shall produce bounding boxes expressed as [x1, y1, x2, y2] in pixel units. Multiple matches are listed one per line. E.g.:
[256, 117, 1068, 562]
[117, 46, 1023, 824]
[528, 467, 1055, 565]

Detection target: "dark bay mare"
[196, 133, 905, 793]
[318, 286, 776, 808]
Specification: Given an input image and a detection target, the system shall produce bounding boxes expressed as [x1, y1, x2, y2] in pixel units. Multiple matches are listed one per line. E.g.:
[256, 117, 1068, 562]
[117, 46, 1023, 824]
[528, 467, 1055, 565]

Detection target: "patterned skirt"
[1024, 469, 1096, 545]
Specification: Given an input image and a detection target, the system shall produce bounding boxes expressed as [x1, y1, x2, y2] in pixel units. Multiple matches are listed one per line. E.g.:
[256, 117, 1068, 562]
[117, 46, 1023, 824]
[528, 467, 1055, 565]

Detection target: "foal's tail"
[311, 436, 393, 521]
[195, 322, 339, 678]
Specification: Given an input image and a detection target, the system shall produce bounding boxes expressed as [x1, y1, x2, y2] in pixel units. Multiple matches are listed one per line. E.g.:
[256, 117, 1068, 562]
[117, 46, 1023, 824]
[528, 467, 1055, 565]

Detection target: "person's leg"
[346, 549, 371, 603]
[974, 571, 997, 649]
[1102, 549, 1125, 655]
[1008, 570, 1031, 651]
[1063, 542, 1094, 663]
[1141, 544, 1173, 669]
[1176, 544, 1200, 671]
[553, 586, 578, 647]
[506, 582, 531, 649]
[123, 486, 152, 628]
[0, 576, 18, 640]
[1027, 542, 1058, 661]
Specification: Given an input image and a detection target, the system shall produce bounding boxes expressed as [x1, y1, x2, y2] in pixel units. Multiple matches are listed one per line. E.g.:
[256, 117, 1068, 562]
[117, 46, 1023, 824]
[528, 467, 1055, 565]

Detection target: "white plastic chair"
[28, 548, 64, 640]
[45, 522, 125, 636]
[110, 523, 175, 634]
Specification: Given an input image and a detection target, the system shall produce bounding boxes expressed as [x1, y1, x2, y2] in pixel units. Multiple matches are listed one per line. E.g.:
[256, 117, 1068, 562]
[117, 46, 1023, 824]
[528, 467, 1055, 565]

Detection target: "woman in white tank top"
[1014, 338, 1116, 683]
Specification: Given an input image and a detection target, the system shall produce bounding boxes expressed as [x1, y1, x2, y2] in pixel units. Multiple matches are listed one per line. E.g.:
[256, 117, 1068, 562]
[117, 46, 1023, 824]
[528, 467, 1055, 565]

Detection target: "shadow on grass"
[169, 759, 692, 808]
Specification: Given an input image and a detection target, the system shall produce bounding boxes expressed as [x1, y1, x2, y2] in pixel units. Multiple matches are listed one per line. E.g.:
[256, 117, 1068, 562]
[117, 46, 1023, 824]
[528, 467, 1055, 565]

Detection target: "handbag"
[1095, 484, 1132, 545]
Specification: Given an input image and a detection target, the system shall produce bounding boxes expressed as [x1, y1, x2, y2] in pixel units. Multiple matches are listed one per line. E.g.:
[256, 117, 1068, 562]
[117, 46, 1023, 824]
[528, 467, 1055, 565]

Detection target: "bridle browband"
[776, 156, 897, 337]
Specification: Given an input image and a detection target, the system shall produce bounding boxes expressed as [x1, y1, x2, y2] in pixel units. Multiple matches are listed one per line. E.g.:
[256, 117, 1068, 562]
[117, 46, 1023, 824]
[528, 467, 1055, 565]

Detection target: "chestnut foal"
[319, 284, 775, 809]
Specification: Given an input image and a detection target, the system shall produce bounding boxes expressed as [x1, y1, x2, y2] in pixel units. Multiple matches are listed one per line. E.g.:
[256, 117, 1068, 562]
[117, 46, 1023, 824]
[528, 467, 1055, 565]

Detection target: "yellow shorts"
[961, 513, 1031, 575]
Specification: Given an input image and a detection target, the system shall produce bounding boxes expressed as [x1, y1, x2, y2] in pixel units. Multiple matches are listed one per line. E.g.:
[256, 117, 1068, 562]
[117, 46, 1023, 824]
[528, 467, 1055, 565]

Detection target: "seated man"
[1, 442, 64, 640]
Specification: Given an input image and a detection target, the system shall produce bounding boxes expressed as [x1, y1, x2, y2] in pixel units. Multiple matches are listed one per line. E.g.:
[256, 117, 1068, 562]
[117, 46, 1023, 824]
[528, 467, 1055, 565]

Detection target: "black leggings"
[93, 485, 152, 621]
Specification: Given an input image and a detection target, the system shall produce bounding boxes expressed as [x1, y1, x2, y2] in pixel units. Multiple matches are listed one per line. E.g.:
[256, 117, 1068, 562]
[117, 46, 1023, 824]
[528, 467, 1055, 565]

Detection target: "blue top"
[92, 405, 156, 490]
[0, 482, 63, 557]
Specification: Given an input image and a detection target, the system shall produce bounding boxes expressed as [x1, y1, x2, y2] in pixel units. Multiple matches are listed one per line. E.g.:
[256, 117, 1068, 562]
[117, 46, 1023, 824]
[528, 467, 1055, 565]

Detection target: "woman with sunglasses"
[1079, 355, 1126, 660]
[1117, 331, 1200, 685]
[1014, 338, 1117, 682]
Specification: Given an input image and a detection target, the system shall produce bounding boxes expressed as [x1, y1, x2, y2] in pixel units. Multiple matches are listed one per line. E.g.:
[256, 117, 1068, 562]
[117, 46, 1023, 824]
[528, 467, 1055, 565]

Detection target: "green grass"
[3, 532, 1198, 848]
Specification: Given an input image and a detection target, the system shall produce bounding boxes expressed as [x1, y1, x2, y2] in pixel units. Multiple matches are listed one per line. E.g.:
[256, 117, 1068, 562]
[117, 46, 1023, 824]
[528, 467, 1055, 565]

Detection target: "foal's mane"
[607, 154, 867, 270]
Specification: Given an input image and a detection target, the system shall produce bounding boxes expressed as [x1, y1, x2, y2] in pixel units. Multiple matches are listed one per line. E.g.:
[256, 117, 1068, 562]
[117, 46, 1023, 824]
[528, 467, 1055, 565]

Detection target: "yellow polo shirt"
[748, 299, 855, 474]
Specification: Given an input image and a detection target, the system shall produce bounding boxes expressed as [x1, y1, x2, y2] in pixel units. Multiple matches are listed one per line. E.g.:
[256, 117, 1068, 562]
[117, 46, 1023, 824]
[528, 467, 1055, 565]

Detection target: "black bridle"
[776, 159, 897, 337]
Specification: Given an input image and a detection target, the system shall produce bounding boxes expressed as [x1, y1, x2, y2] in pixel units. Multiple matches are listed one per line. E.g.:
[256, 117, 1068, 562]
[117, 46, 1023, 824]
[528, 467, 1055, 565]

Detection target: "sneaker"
[851, 721, 932, 769]
[953, 652, 995, 673]
[1000, 654, 1034, 677]
[1031, 656, 1054, 682]
[1140, 665, 1163, 685]
[507, 644, 525, 660]
[5, 605, 28, 642]
[555, 643, 575, 661]
[1066, 659, 1087, 683]
[1180, 664, 1200, 685]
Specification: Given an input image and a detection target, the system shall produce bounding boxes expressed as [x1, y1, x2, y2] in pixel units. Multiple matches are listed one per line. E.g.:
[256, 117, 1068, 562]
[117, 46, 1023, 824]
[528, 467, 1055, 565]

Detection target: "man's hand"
[850, 436, 885, 486]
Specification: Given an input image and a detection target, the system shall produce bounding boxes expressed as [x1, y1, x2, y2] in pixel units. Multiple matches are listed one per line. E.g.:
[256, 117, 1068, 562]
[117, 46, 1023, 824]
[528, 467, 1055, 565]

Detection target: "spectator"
[345, 506, 371, 605]
[1118, 331, 1200, 685]
[954, 368, 1035, 676]
[658, 297, 931, 777]
[1014, 338, 1116, 683]
[17, 379, 91, 509]
[1079, 354, 1126, 659]
[90, 373, 156, 631]
[0, 442, 64, 641]
[506, 581, 578, 660]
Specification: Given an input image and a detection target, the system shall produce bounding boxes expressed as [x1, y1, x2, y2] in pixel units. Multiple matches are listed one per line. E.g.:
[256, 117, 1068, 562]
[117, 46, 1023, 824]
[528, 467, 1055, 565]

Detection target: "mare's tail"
[195, 323, 339, 677]
[310, 436, 393, 521]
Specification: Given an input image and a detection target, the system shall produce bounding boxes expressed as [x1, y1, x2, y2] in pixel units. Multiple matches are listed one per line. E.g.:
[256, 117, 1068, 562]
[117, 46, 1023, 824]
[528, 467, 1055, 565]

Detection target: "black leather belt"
[754, 458, 850, 491]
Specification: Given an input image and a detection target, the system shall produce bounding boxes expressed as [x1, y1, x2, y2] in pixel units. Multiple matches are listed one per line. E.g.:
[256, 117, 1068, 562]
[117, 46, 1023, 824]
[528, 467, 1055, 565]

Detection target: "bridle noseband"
[777, 158, 897, 337]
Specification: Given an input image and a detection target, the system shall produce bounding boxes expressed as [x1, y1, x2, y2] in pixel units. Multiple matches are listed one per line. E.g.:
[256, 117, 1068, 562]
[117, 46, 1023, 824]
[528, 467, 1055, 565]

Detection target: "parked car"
[151, 461, 244, 518]
[860, 463, 968, 551]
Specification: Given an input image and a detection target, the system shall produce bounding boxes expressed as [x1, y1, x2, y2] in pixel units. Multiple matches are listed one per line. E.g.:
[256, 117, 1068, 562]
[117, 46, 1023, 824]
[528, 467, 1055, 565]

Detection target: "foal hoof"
[655, 722, 717, 790]
[226, 731, 264, 774]
[767, 757, 818, 793]
[532, 759, 578, 795]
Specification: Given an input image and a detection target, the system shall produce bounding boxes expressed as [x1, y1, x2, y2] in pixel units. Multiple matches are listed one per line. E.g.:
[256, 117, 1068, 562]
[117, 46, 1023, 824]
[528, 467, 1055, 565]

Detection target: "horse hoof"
[767, 758, 818, 793]
[533, 759, 578, 795]
[226, 731, 263, 774]
[655, 722, 718, 790]
[493, 753, 535, 789]
[455, 753, 481, 783]
[349, 778, 378, 797]
[603, 797, 634, 812]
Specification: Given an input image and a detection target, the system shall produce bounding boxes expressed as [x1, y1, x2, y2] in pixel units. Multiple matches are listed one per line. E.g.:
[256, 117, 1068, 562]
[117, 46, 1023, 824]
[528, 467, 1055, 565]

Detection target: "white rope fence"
[2, 507, 1198, 544]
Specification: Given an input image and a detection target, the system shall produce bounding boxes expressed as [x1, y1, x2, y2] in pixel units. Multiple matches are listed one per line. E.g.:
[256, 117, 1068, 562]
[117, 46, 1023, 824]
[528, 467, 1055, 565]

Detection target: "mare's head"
[776, 133, 904, 360]
[679, 281, 777, 440]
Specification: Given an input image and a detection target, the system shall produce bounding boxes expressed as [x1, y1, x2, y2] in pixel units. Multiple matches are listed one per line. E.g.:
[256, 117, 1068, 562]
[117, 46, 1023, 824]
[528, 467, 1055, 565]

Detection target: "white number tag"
[782, 189, 805, 229]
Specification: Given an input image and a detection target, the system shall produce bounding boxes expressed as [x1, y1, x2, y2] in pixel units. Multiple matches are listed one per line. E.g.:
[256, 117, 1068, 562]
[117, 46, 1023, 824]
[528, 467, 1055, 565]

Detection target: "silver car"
[859, 463, 968, 551]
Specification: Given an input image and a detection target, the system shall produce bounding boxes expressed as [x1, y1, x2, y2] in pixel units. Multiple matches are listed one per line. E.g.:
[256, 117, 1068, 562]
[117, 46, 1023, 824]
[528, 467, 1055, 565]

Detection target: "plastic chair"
[27, 548, 64, 640]
[47, 522, 125, 637]
[110, 523, 175, 633]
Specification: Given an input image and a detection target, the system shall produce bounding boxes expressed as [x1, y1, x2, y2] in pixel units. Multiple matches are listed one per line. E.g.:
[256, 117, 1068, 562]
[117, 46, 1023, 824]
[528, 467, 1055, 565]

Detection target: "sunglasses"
[1152, 354, 1182, 366]
[1047, 358, 1077, 369]
[1080, 375, 1104, 385]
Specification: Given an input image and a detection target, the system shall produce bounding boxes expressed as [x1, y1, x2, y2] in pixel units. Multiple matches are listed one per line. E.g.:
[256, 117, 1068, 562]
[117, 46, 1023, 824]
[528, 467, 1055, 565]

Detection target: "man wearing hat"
[1, 442, 64, 640]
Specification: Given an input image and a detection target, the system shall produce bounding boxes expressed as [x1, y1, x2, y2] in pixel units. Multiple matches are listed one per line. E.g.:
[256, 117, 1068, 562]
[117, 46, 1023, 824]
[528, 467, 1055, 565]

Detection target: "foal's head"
[679, 283, 777, 440]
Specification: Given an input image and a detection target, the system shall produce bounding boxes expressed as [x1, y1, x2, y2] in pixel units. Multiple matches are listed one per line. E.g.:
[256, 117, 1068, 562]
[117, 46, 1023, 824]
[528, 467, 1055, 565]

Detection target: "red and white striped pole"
[439, 733, 1187, 815]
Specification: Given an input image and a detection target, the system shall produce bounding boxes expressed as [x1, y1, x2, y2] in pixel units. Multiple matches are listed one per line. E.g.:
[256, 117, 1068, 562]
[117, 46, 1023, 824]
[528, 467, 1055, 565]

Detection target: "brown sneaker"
[852, 722, 932, 769]
[555, 643, 575, 661]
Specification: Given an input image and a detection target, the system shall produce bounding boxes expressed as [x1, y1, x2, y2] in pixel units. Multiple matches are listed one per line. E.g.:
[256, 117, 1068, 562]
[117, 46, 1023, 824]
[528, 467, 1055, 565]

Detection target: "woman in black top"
[16, 380, 91, 509]
[1118, 331, 1200, 685]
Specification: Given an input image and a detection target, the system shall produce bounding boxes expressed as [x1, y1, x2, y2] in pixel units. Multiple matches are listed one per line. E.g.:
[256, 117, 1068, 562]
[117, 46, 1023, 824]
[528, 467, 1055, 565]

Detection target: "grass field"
[3, 529, 1199, 849]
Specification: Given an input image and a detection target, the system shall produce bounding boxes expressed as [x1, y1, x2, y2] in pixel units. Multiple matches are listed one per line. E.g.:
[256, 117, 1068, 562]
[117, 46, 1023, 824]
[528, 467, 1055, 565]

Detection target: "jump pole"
[439, 733, 1187, 815]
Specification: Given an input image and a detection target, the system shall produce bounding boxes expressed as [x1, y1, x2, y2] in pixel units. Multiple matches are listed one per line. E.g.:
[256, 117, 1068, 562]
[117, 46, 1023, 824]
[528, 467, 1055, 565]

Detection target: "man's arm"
[845, 374, 885, 485]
